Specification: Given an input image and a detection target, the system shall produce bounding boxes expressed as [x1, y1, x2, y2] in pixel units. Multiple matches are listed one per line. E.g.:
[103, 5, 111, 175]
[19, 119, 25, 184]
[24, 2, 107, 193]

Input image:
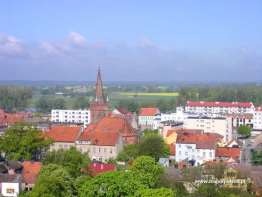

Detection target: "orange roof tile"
[215, 147, 240, 159]
[22, 161, 42, 184]
[176, 132, 222, 149]
[45, 125, 81, 142]
[139, 107, 160, 116]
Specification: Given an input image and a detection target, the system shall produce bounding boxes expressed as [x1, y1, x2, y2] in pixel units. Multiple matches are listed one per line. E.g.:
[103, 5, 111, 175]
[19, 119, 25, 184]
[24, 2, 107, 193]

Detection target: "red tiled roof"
[139, 107, 160, 116]
[215, 147, 240, 159]
[79, 114, 136, 143]
[176, 132, 222, 149]
[45, 126, 81, 142]
[22, 161, 42, 184]
[0, 110, 26, 126]
[88, 162, 116, 176]
[187, 101, 253, 108]
[79, 130, 120, 146]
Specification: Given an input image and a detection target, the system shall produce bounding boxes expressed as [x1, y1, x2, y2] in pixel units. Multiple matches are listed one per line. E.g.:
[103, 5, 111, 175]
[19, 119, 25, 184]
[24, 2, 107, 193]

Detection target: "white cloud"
[0, 33, 24, 56]
[67, 32, 86, 47]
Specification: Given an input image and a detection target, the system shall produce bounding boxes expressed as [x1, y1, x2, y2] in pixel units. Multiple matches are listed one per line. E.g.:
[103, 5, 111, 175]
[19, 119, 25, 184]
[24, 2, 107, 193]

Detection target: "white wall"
[51, 109, 91, 127]
[175, 143, 215, 166]
[1, 182, 20, 197]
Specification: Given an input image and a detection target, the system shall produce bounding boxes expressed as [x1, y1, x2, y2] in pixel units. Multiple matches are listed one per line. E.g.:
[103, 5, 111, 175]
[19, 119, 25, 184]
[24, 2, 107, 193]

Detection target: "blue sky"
[0, 0, 262, 81]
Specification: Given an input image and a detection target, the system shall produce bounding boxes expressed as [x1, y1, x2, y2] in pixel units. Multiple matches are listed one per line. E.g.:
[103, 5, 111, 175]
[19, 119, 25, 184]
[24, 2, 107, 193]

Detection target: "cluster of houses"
[1, 69, 262, 196]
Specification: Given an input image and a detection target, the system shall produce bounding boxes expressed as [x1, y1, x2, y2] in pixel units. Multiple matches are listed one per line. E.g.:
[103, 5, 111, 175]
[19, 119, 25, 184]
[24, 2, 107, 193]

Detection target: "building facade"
[183, 116, 233, 142]
[51, 109, 91, 128]
[138, 107, 160, 130]
[185, 101, 255, 115]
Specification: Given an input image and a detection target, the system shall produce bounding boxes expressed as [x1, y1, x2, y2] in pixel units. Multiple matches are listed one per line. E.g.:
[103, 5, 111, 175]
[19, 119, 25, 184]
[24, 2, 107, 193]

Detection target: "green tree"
[0, 124, 51, 160]
[28, 164, 76, 197]
[43, 147, 90, 177]
[251, 150, 262, 165]
[135, 188, 174, 197]
[78, 171, 147, 197]
[129, 156, 163, 187]
[117, 144, 139, 162]
[73, 96, 89, 109]
[138, 134, 168, 161]
[237, 125, 251, 137]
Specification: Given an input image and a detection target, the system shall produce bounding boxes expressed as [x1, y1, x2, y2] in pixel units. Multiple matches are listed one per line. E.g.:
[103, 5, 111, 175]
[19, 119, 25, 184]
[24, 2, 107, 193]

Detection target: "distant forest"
[1, 84, 262, 113]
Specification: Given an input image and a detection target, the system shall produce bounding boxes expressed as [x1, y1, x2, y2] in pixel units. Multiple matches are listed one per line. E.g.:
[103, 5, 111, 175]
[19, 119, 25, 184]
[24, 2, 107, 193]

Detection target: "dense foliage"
[251, 150, 262, 165]
[237, 125, 251, 137]
[36, 97, 66, 112]
[78, 156, 163, 197]
[0, 86, 32, 112]
[117, 131, 169, 162]
[43, 147, 90, 177]
[0, 124, 51, 160]
[135, 188, 174, 197]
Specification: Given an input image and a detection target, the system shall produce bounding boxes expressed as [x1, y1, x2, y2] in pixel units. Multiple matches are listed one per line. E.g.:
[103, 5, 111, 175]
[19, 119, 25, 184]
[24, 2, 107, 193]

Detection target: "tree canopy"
[237, 125, 251, 137]
[0, 124, 51, 160]
[43, 147, 90, 177]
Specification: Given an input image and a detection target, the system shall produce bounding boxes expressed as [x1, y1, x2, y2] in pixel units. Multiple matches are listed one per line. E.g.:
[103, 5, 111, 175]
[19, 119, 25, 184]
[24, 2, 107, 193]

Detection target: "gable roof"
[139, 107, 160, 116]
[215, 147, 240, 159]
[45, 126, 81, 143]
[176, 132, 222, 149]
[187, 101, 253, 108]
[88, 162, 116, 176]
[22, 161, 42, 184]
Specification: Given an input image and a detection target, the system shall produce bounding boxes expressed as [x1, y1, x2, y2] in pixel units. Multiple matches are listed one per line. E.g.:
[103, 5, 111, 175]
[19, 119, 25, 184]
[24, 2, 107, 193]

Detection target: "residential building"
[45, 125, 81, 151]
[215, 147, 241, 162]
[138, 107, 160, 130]
[253, 106, 262, 130]
[183, 116, 233, 142]
[21, 161, 42, 191]
[76, 130, 123, 162]
[51, 109, 91, 128]
[185, 101, 255, 114]
[0, 174, 22, 197]
[175, 132, 222, 166]
[88, 162, 116, 176]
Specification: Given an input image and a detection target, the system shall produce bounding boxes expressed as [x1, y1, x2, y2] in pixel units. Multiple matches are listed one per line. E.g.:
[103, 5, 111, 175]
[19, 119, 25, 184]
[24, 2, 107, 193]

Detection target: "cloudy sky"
[0, 1, 262, 82]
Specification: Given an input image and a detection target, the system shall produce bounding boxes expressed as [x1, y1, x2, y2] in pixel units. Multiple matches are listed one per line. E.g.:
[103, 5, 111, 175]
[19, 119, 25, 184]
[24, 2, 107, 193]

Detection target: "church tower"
[90, 67, 110, 123]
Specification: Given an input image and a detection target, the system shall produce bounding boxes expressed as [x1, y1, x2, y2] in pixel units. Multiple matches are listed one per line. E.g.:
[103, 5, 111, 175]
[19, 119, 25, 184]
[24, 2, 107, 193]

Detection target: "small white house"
[0, 174, 22, 197]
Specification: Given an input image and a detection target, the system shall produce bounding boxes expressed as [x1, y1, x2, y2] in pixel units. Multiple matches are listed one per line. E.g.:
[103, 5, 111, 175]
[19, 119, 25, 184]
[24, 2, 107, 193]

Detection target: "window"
[6, 188, 15, 194]
[209, 151, 212, 157]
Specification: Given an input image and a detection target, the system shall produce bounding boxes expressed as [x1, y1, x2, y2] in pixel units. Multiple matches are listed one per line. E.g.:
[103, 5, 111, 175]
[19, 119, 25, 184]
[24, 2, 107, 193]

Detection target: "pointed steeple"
[95, 67, 105, 103]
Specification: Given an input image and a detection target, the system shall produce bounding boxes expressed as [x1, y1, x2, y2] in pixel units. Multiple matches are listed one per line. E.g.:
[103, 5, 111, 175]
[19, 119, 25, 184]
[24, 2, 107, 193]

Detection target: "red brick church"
[89, 68, 110, 123]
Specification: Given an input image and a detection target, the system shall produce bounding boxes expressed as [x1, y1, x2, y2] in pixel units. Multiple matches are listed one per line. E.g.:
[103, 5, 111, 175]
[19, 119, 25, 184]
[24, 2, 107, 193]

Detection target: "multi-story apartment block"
[253, 107, 262, 130]
[51, 109, 91, 128]
[183, 116, 233, 142]
[175, 132, 222, 166]
[185, 101, 255, 115]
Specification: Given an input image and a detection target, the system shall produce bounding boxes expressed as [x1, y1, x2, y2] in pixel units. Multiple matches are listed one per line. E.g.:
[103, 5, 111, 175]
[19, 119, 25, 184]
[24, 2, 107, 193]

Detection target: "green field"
[118, 92, 179, 97]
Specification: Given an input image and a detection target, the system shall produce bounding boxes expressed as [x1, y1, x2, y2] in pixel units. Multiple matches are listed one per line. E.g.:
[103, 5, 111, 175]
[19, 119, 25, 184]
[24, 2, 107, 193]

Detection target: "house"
[183, 115, 233, 142]
[215, 147, 241, 162]
[45, 125, 81, 151]
[0, 174, 22, 197]
[76, 129, 123, 162]
[88, 162, 116, 176]
[0, 109, 28, 129]
[138, 107, 160, 130]
[253, 106, 262, 130]
[21, 161, 42, 191]
[175, 132, 222, 166]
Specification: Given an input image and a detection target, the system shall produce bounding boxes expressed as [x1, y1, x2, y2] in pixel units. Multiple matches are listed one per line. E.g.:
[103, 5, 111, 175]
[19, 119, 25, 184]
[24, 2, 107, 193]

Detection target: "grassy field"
[118, 92, 179, 97]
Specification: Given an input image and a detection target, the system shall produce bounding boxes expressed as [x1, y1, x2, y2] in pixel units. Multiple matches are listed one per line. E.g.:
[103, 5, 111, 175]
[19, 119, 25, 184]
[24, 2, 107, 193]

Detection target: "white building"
[185, 101, 255, 115]
[0, 174, 21, 197]
[183, 116, 233, 142]
[138, 107, 160, 130]
[253, 107, 262, 130]
[175, 133, 222, 166]
[51, 109, 91, 128]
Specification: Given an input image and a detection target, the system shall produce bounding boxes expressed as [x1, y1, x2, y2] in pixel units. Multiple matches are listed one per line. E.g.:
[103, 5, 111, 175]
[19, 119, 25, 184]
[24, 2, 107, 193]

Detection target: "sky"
[0, 0, 262, 82]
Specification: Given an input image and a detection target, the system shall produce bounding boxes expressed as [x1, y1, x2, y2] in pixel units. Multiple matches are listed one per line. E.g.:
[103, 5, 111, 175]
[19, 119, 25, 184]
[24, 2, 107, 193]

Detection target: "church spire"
[95, 67, 105, 103]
